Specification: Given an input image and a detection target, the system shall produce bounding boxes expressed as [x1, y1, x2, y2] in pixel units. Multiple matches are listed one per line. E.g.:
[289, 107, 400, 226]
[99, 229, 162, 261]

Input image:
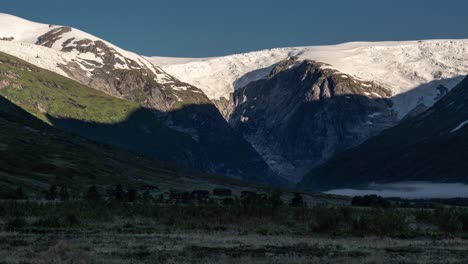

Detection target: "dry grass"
[0, 231, 467, 264]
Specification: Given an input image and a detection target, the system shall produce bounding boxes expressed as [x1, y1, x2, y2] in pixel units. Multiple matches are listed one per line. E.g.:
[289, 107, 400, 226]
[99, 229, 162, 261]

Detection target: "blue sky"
[1, 0, 467, 57]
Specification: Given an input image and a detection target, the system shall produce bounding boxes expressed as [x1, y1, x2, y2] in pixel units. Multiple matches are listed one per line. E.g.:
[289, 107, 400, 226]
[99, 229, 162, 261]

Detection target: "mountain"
[152, 40, 468, 120]
[0, 14, 278, 184]
[300, 76, 468, 191]
[151, 39, 468, 182]
[229, 57, 397, 181]
[3, 13, 468, 184]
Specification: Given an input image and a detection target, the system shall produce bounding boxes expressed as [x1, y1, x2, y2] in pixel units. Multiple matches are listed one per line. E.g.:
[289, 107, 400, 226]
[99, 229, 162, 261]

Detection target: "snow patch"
[368, 112, 383, 118]
[450, 120, 468, 133]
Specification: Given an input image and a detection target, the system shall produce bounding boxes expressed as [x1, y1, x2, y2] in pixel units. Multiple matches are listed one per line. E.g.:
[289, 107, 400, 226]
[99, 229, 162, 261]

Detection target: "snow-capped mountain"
[0, 13, 279, 184]
[150, 40, 468, 119]
[149, 40, 468, 182]
[0, 13, 200, 112]
[2, 13, 467, 184]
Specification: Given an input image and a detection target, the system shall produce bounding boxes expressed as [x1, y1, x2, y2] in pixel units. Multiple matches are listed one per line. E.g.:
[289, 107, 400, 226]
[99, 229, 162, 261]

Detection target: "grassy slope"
[0, 53, 140, 124]
[301, 76, 468, 190]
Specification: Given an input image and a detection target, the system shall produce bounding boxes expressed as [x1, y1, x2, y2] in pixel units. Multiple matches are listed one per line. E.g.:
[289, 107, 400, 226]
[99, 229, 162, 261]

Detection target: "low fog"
[325, 182, 468, 199]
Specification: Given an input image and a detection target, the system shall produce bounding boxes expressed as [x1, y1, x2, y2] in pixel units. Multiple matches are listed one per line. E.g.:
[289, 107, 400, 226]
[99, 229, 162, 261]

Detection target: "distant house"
[191, 190, 210, 201]
[222, 198, 234, 205]
[240, 191, 257, 200]
[169, 191, 190, 203]
[213, 188, 232, 197]
[241, 191, 267, 202]
[140, 185, 159, 191]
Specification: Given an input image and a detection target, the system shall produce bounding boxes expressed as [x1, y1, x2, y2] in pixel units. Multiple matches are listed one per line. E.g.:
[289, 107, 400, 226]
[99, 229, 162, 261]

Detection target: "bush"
[5, 217, 27, 231]
[34, 216, 62, 228]
[59, 187, 69, 201]
[269, 189, 283, 210]
[85, 185, 101, 201]
[128, 189, 138, 202]
[1, 187, 27, 200]
[113, 184, 125, 201]
[33, 212, 80, 228]
[352, 195, 391, 208]
[45, 185, 58, 200]
[433, 208, 463, 234]
[352, 209, 408, 236]
[290, 193, 305, 207]
[462, 213, 468, 233]
[308, 207, 350, 233]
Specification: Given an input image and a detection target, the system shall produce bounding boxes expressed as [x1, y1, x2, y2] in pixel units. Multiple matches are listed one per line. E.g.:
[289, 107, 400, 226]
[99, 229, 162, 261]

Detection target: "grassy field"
[1, 199, 468, 264]
[2, 232, 468, 264]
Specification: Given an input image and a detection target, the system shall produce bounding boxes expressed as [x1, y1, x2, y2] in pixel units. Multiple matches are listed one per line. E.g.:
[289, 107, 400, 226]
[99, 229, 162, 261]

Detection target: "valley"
[0, 7, 468, 264]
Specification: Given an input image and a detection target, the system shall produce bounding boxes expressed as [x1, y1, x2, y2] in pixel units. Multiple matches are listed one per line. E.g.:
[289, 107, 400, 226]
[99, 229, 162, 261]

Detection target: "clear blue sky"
[1, 0, 467, 57]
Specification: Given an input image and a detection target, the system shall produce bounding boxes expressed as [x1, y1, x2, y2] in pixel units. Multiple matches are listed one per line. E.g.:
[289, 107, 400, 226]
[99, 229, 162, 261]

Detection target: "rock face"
[301, 76, 468, 190]
[229, 58, 398, 182]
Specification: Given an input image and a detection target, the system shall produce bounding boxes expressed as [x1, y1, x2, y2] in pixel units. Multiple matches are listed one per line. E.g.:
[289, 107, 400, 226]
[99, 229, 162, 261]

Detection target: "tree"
[46, 185, 58, 200]
[59, 186, 70, 201]
[114, 184, 125, 201]
[142, 191, 152, 202]
[352, 195, 391, 208]
[269, 188, 283, 210]
[290, 192, 304, 207]
[85, 185, 101, 201]
[12, 187, 26, 200]
[127, 189, 138, 202]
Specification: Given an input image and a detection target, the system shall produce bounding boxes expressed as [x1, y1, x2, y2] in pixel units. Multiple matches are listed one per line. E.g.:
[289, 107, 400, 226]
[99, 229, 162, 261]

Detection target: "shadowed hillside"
[301, 76, 468, 191]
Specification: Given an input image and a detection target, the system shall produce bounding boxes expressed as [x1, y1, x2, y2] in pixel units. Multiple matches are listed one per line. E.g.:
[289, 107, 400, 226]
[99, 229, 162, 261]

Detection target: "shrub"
[5, 217, 27, 231]
[85, 185, 101, 201]
[269, 189, 283, 210]
[33, 212, 80, 228]
[433, 208, 463, 234]
[34, 216, 62, 228]
[291, 193, 305, 207]
[128, 189, 138, 202]
[113, 184, 125, 201]
[59, 186, 70, 201]
[462, 213, 468, 233]
[1, 187, 27, 200]
[308, 207, 350, 233]
[352, 209, 408, 236]
[352, 195, 391, 208]
[45, 185, 58, 200]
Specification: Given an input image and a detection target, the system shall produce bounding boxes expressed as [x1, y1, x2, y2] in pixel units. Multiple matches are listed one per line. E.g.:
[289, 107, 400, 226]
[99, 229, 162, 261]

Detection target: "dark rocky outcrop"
[229, 58, 398, 182]
[36, 27, 72, 47]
